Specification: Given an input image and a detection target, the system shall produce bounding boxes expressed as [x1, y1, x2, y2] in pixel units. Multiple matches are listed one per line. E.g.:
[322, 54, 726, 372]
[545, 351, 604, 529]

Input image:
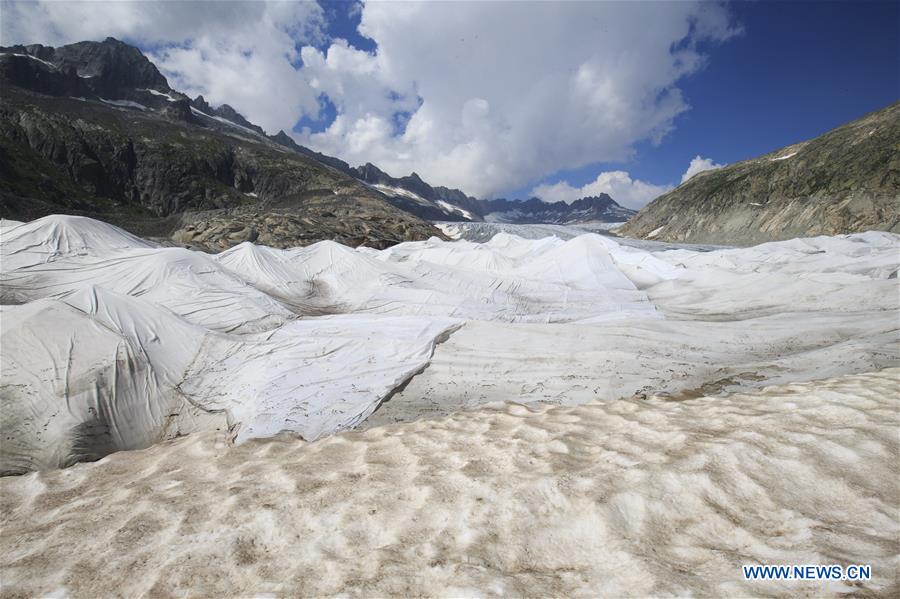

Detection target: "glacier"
[1, 215, 898, 475]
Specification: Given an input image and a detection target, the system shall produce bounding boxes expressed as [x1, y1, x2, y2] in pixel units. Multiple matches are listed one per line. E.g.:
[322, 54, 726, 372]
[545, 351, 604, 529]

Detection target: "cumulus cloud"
[1, 1, 740, 197]
[532, 172, 673, 210]
[301, 2, 739, 197]
[681, 155, 725, 183]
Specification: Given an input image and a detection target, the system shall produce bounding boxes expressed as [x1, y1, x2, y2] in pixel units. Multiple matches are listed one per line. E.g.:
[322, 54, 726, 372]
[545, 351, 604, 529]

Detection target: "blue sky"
[510, 0, 900, 200]
[5, 0, 896, 205]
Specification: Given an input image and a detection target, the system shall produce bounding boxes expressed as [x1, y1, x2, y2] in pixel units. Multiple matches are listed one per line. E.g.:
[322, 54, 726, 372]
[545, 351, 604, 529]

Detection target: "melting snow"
[99, 98, 148, 110]
[771, 151, 798, 161]
[189, 107, 260, 136]
[0, 52, 56, 69]
[436, 200, 474, 220]
[141, 88, 180, 102]
[369, 183, 432, 206]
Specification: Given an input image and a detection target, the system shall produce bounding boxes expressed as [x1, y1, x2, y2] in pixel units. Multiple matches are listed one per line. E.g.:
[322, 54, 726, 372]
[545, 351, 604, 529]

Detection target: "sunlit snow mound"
[1, 369, 897, 597]
[1, 215, 898, 473]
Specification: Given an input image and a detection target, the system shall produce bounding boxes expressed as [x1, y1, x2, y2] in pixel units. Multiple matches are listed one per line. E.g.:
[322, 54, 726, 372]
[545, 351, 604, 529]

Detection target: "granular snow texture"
[1, 369, 898, 598]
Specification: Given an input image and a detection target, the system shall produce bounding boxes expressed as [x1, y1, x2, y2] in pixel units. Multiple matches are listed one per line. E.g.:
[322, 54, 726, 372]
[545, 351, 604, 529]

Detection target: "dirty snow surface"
[1, 215, 899, 596]
[1, 370, 898, 597]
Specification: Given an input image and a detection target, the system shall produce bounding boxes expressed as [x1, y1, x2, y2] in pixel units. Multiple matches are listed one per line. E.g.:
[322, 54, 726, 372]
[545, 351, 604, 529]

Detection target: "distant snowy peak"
[352, 163, 634, 224]
[482, 196, 636, 225]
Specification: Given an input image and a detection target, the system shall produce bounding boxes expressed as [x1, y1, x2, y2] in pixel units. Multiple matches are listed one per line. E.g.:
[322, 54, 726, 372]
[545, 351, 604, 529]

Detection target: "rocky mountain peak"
[185, 95, 265, 135]
[271, 130, 295, 146]
[52, 36, 169, 90]
[356, 163, 391, 183]
[191, 95, 214, 113]
[0, 37, 173, 105]
[569, 194, 616, 210]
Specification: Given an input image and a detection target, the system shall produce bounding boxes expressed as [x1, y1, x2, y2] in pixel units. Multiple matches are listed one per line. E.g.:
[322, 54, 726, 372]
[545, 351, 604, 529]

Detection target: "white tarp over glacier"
[1, 215, 898, 473]
[0, 285, 457, 473]
[215, 232, 664, 322]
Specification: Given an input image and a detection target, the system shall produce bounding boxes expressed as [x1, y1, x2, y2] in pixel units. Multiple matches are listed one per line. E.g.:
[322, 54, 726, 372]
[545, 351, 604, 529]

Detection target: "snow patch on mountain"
[99, 98, 148, 110]
[189, 106, 262, 137]
[771, 151, 799, 161]
[0, 52, 56, 69]
[368, 183, 432, 206]
[141, 88, 180, 102]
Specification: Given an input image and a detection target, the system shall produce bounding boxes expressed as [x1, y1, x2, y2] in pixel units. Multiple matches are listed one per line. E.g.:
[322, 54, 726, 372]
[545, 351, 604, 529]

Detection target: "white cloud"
[299, 2, 739, 197]
[1, 1, 740, 198]
[2, 1, 322, 46]
[681, 155, 725, 183]
[532, 172, 673, 210]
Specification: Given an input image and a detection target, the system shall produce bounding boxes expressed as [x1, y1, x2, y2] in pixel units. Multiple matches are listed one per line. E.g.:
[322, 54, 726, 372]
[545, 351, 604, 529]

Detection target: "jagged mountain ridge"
[349, 164, 636, 224]
[266, 152, 635, 225]
[263, 135, 488, 222]
[1, 36, 634, 235]
[617, 102, 900, 244]
[190, 95, 267, 136]
[0, 37, 443, 249]
[479, 195, 635, 224]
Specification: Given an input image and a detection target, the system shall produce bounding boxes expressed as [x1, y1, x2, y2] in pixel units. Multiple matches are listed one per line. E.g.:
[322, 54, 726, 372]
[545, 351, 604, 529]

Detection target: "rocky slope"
[618, 102, 900, 244]
[0, 38, 442, 249]
[262, 147, 635, 225]
[258, 140, 488, 223]
[353, 163, 486, 222]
